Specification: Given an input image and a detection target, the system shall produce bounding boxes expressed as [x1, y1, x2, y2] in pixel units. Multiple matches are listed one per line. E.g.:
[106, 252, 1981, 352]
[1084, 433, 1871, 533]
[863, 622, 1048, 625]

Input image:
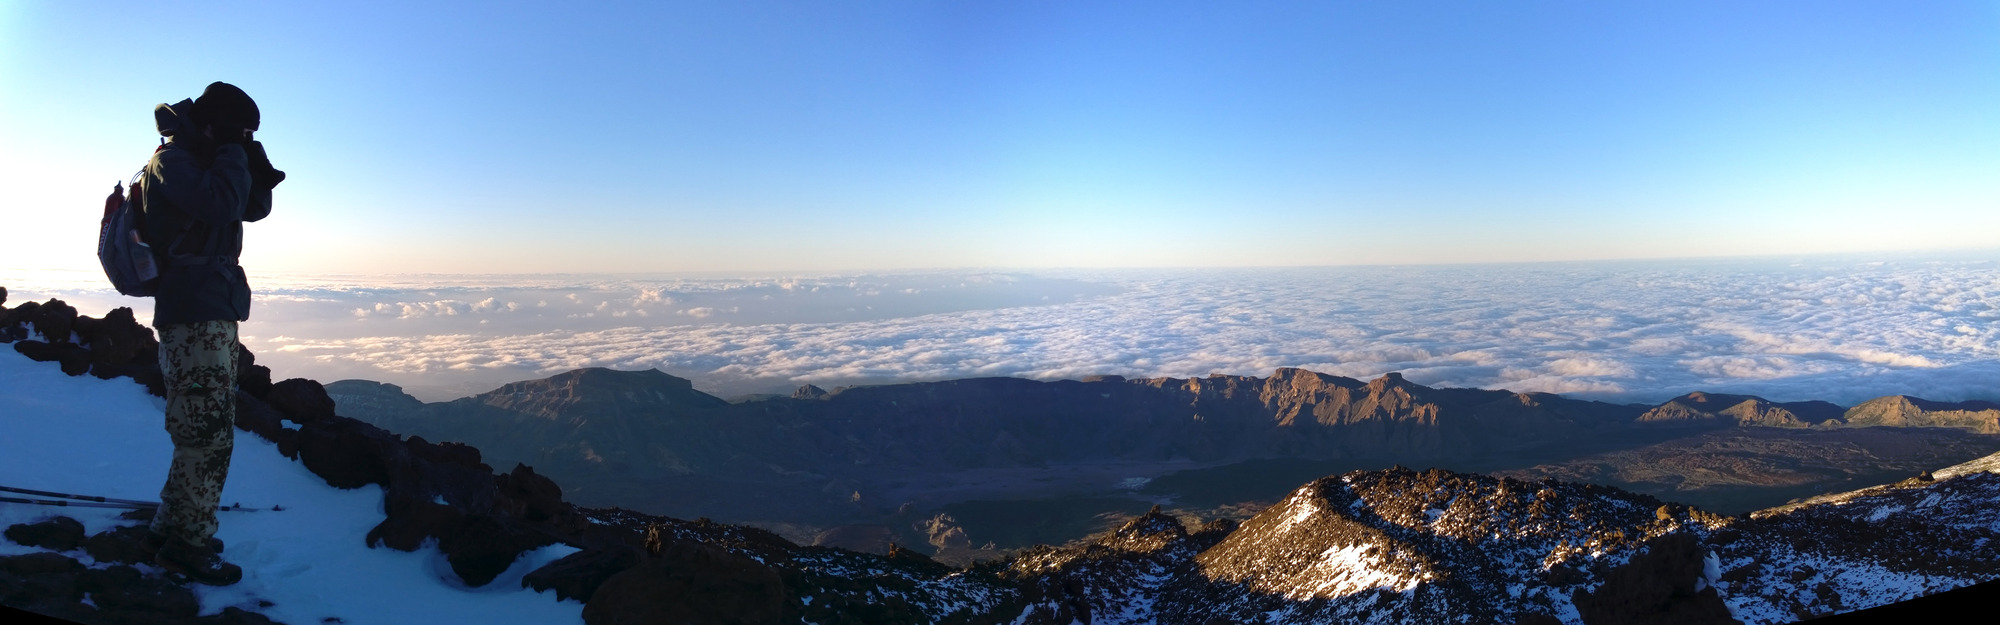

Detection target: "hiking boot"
[154, 538, 242, 586]
[145, 531, 224, 555]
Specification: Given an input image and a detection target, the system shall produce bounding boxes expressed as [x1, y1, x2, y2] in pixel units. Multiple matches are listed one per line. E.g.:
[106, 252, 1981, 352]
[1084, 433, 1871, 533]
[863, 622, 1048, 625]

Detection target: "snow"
[1298, 543, 1422, 598]
[0, 347, 584, 624]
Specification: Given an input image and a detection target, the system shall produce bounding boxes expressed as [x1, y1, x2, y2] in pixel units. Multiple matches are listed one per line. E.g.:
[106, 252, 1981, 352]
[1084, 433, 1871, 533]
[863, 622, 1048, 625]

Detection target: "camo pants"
[151, 320, 238, 548]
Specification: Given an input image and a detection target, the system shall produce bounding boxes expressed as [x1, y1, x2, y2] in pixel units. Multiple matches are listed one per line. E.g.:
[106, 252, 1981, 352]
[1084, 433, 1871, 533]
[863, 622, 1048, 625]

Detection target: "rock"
[439, 515, 559, 587]
[582, 540, 789, 625]
[523, 545, 642, 603]
[235, 392, 299, 456]
[0, 285, 7, 307]
[296, 416, 402, 489]
[791, 384, 828, 400]
[1571, 532, 1735, 625]
[13, 340, 92, 376]
[83, 525, 156, 566]
[4, 516, 87, 551]
[368, 495, 464, 552]
[498, 463, 567, 522]
[83, 307, 156, 369]
[267, 378, 338, 425]
[28, 299, 78, 344]
[198, 607, 286, 625]
[240, 365, 274, 401]
[1, 300, 40, 329]
[78, 564, 200, 620]
[0, 552, 86, 618]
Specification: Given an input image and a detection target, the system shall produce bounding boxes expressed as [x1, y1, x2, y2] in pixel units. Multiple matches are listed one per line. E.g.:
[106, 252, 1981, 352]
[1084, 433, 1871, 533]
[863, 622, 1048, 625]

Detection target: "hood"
[153, 99, 197, 138]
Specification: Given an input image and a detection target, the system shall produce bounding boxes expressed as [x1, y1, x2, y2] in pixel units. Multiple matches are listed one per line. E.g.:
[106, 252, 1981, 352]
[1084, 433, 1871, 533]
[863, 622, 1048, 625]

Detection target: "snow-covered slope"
[0, 345, 586, 624]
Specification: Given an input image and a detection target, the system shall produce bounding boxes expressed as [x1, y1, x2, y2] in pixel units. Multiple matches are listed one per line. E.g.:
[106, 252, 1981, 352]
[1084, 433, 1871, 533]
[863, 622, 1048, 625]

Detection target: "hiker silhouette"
[140, 81, 284, 586]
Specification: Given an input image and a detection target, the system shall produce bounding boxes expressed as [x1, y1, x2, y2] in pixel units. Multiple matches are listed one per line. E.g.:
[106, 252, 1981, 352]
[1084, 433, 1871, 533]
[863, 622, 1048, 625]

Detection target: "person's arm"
[243, 141, 278, 223]
[150, 144, 253, 223]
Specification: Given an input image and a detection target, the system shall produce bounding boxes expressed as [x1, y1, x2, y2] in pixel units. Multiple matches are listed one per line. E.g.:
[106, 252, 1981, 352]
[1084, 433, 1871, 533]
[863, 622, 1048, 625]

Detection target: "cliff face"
[1843, 396, 2000, 433]
[332, 367, 1653, 489]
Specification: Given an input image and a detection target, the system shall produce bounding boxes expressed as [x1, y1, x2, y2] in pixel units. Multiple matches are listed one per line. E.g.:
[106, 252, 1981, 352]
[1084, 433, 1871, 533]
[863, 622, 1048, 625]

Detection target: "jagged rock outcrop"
[1636, 392, 1842, 428]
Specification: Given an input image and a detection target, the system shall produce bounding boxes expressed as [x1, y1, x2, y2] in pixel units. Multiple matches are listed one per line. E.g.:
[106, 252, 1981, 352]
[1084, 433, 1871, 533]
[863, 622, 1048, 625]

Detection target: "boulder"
[296, 416, 402, 489]
[0, 552, 86, 618]
[234, 392, 299, 456]
[28, 299, 78, 344]
[368, 495, 464, 552]
[4, 516, 86, 551]
[78, 564, 200, 620]
[439, 515, 559, 587]
[1571, 532, 1735, 625]
[523, 545, 642, 602]
[498, 463, 567, 522]
[83, 525, 156, 566]
[237, 345, 273, 400]
[267, 378, 338, 425]
[13, 340, 92, 376]
[582, 540, 789, 625]
[1, 300, 39, 329]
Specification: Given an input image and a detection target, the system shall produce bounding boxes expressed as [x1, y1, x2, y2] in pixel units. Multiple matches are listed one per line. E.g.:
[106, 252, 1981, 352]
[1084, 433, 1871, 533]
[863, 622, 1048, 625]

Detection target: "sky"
[3, 1, 1998, 275]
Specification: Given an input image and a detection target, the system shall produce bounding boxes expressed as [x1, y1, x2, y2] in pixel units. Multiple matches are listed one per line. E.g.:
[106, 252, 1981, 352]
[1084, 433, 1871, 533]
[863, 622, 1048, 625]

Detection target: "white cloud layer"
[8, 254, 1998, 404]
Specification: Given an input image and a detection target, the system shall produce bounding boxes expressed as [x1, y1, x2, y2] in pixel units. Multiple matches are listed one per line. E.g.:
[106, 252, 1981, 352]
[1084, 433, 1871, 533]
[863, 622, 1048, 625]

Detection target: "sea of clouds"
[9, 253, 1997, 405]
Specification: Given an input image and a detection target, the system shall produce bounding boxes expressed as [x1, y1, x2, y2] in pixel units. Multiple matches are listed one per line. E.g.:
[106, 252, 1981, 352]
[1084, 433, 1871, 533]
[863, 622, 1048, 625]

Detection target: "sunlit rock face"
[1007, 460, 2000, 625]
[1842, 396, 2000, 433]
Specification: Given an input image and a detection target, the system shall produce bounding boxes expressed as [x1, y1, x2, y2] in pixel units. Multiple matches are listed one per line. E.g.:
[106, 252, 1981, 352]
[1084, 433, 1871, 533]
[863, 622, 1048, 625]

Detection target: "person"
[141, 81, 283, 586]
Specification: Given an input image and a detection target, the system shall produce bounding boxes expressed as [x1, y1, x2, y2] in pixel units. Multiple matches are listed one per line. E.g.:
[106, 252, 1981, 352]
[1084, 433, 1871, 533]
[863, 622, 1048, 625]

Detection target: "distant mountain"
[1635, 391, 1844, 428]
[1843, 396, 2000, 433]
[326, 366, 2000, 540]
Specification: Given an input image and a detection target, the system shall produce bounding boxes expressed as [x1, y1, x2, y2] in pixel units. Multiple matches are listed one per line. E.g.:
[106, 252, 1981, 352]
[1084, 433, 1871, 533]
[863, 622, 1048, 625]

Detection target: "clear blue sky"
[3, 1, 1997, 274]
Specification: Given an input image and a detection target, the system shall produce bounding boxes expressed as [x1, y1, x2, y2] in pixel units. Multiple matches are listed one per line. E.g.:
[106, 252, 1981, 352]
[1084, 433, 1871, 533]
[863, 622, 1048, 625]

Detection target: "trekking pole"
[0, 496, 282, 512]
[0, 495, 153, 510]
[0, 485, 160, 507]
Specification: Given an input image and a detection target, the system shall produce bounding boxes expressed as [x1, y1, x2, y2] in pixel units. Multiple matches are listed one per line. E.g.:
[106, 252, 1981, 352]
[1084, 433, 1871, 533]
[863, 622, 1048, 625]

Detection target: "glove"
[245, 140, 287, 190]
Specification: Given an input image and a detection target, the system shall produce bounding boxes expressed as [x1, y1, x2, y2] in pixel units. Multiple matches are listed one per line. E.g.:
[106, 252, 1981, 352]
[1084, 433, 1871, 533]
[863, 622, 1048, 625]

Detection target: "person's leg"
[151, 320, 238, 548]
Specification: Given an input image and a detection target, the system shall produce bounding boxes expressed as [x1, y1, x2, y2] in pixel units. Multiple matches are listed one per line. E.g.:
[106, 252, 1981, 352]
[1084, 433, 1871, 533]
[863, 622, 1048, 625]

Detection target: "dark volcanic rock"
[27, 299, 78, 344]
[268, 378, 338, 426]
[13, 340, 91, 376]
[78, 564, 201, 620]
[523, 545, 642, 603]
[4, 516, 86, 552]
[235, 391, 300, 457]
[582, 540, 789, 625]
[297, 416, 401, 489]
[1572, 532, 1735, 625]
[0, 552, 87, 621]
[440, 515, 559, 587]
[83, 525, 157, 566]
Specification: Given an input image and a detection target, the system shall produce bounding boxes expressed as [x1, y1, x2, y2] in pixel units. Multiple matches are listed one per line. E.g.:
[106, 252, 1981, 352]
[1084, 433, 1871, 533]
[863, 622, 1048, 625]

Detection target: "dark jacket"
[143, 100, 273, 327]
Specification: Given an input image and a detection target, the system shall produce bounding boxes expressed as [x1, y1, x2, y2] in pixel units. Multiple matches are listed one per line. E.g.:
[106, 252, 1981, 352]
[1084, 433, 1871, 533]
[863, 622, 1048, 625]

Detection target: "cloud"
[15, 259, 1995, 404]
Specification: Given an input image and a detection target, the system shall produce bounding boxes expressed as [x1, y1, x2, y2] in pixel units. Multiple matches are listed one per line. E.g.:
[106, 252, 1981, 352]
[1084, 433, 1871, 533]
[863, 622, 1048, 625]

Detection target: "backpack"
[98, 168, 161, 297]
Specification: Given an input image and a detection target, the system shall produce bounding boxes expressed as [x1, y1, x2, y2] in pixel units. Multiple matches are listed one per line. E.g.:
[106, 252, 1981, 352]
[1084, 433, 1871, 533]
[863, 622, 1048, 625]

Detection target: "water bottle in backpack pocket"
[98, 172, 161, 297]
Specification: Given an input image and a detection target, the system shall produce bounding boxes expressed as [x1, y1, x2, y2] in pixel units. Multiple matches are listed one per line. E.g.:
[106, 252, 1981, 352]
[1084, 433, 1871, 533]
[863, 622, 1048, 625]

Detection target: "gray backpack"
[97, 167, 161, 297]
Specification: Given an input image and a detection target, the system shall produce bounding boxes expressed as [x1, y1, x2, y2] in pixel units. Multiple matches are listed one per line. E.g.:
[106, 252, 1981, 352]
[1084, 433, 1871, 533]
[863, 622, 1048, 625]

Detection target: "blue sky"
[3, 1, 1997, 274]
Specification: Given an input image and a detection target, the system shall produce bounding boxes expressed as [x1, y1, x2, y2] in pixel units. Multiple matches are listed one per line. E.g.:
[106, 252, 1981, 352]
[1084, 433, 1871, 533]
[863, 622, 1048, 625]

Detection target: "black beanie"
[192, 82, 260, 131]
